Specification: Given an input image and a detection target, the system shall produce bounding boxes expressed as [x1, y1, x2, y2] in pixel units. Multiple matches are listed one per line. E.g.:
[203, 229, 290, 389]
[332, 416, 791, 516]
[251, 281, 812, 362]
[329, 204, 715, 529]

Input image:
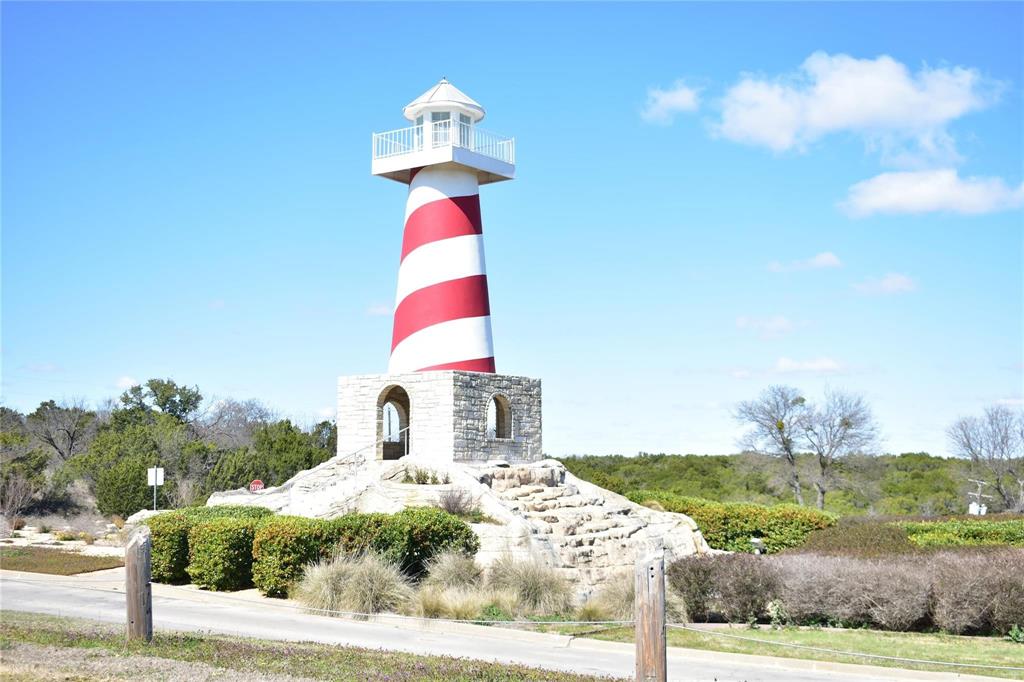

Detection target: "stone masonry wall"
[452, 373, 542, 463]
[337, 373, 455, 464]
[337, 371, 542, 464]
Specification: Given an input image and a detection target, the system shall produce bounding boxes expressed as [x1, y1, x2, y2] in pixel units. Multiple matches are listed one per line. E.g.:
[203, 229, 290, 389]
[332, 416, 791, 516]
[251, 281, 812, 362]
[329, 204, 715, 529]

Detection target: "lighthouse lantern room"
[371, 78, 515, 186]
[337, 79, 542, 466]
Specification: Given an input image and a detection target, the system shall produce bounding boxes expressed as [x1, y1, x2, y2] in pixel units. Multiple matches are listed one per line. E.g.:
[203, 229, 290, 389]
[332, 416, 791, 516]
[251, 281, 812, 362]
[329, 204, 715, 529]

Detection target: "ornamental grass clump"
[422, 549, 482, 590]
[486, 554, 572, 616]
[592, 570, 688, 622]
[293, 551, 413, 616]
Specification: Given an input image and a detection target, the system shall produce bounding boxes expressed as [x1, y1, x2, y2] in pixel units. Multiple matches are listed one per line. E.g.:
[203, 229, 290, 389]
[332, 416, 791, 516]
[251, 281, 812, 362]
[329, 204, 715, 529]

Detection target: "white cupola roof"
[403, 78, 485, 123]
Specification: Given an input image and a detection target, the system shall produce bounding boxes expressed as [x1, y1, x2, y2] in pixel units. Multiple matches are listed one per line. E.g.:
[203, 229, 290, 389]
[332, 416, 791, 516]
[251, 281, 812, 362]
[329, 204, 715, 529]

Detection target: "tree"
[112, 379, 202, 429]
[0, 408, 48, 520]
[26, 399, 97, 463]
[68, 423, 160, 516]
[310, 420, 337, 454]
[195, 398, 274, 449]
[204, 420, 332, 493]
[801, 389, 878, 509]
[735, 385, 809, 505]
[948, 405, 1024, 512]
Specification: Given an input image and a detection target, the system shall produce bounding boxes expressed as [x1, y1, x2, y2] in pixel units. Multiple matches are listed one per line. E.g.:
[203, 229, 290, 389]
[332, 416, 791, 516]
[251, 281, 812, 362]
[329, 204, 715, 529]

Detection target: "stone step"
[553, 526, 643, 547]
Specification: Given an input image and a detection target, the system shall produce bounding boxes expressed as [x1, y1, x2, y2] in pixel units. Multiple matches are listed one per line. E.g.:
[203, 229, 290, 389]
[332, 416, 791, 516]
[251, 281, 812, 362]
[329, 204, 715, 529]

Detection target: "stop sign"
[249, 479, 264, 493]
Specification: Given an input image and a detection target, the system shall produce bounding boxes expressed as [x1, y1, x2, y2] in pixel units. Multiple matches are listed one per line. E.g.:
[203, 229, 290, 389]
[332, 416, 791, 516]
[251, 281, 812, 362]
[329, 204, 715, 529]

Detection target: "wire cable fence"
[5, 575, 1024, 674]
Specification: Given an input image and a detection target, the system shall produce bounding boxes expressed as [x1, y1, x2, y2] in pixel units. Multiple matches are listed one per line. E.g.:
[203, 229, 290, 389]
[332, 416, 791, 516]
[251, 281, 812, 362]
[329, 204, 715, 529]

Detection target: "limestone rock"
[207, 454, 710, 597]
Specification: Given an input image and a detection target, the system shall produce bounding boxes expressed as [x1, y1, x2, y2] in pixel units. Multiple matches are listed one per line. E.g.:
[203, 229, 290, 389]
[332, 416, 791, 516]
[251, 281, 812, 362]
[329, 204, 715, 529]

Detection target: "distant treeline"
[562, 451, 976, 517]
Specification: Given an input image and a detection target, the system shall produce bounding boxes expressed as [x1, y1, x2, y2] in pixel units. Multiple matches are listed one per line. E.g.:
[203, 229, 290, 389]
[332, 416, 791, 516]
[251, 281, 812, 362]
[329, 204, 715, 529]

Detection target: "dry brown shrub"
[713, 554, 780, 623]
[667, 556, 715, 622]
[438, 488, 474, 517]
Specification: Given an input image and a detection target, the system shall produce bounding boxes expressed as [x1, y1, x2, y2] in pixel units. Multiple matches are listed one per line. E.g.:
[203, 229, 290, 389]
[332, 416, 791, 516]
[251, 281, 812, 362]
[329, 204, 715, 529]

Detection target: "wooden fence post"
[125, 525, 153, 643]
[635, 550, 666, 682]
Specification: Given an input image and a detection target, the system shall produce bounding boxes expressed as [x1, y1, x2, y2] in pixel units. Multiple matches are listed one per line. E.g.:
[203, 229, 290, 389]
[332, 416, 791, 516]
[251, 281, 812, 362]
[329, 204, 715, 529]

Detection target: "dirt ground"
[0, 642, 318, 682]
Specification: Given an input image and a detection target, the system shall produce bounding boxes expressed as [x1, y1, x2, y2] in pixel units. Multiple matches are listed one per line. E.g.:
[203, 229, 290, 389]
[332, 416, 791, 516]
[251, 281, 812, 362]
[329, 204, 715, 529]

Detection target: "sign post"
[147, 467, 164, 511]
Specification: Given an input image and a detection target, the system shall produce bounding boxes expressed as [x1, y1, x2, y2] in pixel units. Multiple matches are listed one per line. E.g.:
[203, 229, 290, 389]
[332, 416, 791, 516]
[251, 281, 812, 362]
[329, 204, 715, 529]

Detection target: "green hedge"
[901, 519, 1024, 548]
[252, 508, 479, 597]
[627, 490, 836, 553]
[252, 515, 357, 598]
[374, 507, 480, 575]
[145, 505, 273, 584]
[186, 517, 261, 591]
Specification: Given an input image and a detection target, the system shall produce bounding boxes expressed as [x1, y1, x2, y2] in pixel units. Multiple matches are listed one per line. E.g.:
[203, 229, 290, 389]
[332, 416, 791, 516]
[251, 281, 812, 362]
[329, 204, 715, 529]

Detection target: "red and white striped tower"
[371, 79, 515, 374]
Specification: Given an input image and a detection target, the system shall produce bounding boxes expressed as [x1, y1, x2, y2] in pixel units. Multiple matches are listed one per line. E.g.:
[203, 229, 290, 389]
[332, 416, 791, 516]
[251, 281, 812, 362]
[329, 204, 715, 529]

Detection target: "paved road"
[0, 572, 999, 682]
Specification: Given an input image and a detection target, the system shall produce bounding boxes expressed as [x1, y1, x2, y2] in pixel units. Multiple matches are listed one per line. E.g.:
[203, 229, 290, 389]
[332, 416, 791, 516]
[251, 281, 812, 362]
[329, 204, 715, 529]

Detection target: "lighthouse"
[338, 80, 539, 465]
[371, 78, 515, 374]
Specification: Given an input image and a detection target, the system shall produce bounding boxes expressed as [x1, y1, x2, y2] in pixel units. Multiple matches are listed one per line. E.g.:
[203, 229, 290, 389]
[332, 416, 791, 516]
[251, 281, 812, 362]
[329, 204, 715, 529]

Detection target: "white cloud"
[365, 303, 392, 317]
[715, 52, 999, 164]
[116, 376, 138, 390]
[774, 357, 843, 374]
[736, 315, 795, 339]
[317, 406, 335, 418]
[767, 251, 842, 272]
[996, 398, 1024, 407]
[842, 169, 1024, 217]
[641, 81, 700, 124]
[730, 369, 753, 380]
[854, 273, 918, 295]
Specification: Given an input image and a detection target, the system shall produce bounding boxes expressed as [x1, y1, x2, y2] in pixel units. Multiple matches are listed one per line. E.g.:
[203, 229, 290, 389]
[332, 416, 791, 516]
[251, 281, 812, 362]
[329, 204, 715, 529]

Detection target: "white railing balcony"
[372, 121, 516, 166]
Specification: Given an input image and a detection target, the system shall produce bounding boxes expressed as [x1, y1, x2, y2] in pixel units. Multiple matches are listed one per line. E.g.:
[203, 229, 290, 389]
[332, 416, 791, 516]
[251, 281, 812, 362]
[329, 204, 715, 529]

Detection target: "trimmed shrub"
[788, 520, 918, 557]
[669, 548, 1022, 635]
[145, 505, 272, 585]
[186, 517, 260, 591]
[293, 552, 413, 616]
[252, 508, 477, 597]
[147, 512, 191, 584]
[772, 554, 930, 630]
[486, 554, 572, 615]
[713, 554, 780, 623]
[627, 491, 835, 553]
[252, 516, 342, 598]
[902, 519, 1024, 548]
[372, 507, 479, 576]
[931, 549, 1022, 635]
[666, 555, 715, 623]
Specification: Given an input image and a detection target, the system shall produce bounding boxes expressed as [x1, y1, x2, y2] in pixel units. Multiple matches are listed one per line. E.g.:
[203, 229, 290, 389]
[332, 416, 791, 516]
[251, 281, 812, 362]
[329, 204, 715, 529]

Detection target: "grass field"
[549, 623, 1024, 679]
[0, 611, 615, 682]
[0, 546, 123, 575]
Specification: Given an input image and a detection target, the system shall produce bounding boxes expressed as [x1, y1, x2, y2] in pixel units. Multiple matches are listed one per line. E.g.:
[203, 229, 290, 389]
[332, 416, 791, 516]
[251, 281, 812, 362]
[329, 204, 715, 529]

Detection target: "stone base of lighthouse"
[337, 371, 542, 464]
[207, 370, 712, 596]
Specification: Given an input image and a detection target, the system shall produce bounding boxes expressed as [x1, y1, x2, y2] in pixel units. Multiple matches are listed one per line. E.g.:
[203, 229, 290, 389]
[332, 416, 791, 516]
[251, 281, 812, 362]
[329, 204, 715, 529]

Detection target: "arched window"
[486, 394, 512, 440]
[383, 402, 401, 442]
[377, 385, 410, 460]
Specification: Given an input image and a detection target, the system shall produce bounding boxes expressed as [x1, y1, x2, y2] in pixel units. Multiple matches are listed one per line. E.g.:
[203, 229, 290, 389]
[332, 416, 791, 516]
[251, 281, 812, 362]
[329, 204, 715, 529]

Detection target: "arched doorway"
[377, 385, 411, 460]
[486, 393, 512, 440]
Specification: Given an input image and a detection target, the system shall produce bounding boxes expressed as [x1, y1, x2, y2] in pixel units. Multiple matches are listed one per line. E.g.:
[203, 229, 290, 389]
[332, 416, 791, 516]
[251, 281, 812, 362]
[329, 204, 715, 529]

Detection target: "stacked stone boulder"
[208, 455, 710, 597]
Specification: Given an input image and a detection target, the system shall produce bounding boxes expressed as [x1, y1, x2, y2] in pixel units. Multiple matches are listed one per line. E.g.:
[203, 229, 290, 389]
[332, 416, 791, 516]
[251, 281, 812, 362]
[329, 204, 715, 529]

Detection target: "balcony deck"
[371, 121, 515, 185]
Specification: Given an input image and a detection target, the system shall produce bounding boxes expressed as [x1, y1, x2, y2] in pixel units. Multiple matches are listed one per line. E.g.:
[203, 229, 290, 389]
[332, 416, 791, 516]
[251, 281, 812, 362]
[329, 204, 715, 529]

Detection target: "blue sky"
[3, 2, 1022, 457]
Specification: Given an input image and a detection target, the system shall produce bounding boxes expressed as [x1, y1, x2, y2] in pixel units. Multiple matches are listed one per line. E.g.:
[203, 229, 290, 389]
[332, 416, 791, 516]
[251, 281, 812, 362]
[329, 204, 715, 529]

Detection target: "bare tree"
[948, 405, 1024, 512]
[25, 399, 97, 463]
[735, 385, 809, 505]
[196, 398, 275, 449]
[802, 389, 878, 509]
[0, 474, 38, 521]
